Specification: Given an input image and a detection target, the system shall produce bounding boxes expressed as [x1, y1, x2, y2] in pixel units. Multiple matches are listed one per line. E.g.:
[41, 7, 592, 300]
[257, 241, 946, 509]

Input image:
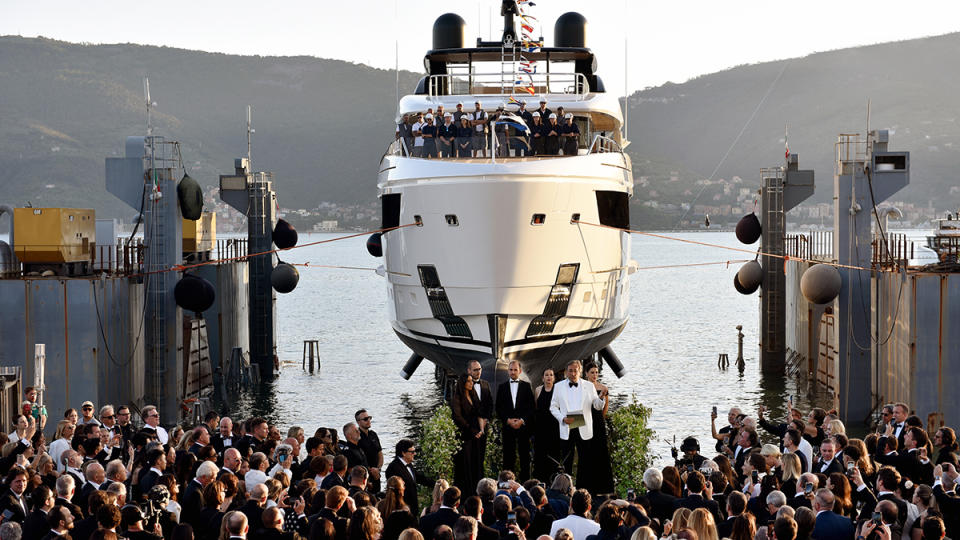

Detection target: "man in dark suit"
[307, 486, 351, 540]
[891, 403, 909, 450]
[54, 476, 83, 521]
[852, 467, 908, 532]
[642, 468, 677, 524]
[182, 460, 218, 527]
[717, 492, 747, 540]
[419, 487, 462, 538]
[876, 427, 934, 485]
[932, 464, 960, 539]
[23, 485, 55, 540]
[0, 467, 31, 524]
[211, 417, 235, 456]
[137, 448, 166, 502]
[468, 361, 494, 464]
[673, 471, 720, 523]
[240, 484, 270, 535]
[811, 489, 854, 540]
[320, 455, 349, 491]
[41, 506, 76, 540]
[219, 448, 242, 481]
[816, 440, 844, 476]
[787, 473, 817, 510]
[462, 495, 500, 540]
[496, 360, 536, 481]
[385, 439, 432, 517]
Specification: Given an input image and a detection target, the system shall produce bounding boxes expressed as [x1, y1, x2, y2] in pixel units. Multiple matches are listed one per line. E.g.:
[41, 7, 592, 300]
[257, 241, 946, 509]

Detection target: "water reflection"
[220, 231, 834, 466]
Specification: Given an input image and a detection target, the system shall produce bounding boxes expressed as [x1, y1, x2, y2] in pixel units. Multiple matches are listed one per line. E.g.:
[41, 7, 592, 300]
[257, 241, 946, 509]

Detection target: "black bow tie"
[569, 382, 578, 387]
[510, 380, 519, 384]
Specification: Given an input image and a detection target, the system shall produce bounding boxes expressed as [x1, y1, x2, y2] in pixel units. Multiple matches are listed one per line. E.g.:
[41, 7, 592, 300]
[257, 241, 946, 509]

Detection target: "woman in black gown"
[584, 362, 615, 495]
[533, 369, 561, 482]
[451, 375, 483, 495]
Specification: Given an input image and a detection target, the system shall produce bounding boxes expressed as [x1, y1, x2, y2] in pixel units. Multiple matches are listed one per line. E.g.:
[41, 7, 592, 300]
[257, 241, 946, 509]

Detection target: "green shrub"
[418, 404, 462, 481]
[608, 394, 656, 497]
[483, 418, 503, 477]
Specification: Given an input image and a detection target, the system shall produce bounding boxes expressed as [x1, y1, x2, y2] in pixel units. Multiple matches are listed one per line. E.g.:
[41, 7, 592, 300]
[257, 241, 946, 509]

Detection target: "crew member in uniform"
[550, 360, 604, 490]
[530, 112, 544, 155]
[515, 100, 534, 156]
[421, 114, 438, 159]
[560, 113, 580, 156]
[535, 99, 552, 120]
[456, 116, 473, 157]
[544, 113, 561, 155]
[453, 102, 466, 124]
[470, 102, 488, 157]
[438, 113, 456, 158]
[396, 114, 413, 156]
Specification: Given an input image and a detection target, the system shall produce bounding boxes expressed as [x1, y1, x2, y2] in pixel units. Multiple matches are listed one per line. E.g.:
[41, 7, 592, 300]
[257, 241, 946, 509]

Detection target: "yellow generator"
[183, 212, 216, 260]
[14, 208, 95, 275]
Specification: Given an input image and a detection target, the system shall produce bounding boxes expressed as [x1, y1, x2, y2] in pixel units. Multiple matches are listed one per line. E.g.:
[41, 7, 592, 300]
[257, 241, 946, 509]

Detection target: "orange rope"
[128, 223, 416, 278]
[573, 220, 883, 273]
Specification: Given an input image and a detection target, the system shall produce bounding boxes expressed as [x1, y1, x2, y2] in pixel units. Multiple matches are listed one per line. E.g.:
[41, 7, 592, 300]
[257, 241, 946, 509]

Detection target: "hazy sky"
[3, 1, 959, 95]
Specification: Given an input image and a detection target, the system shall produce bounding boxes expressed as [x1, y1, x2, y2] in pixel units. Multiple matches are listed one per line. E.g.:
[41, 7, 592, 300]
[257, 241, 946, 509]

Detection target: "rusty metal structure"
[783, 129, 959, 428]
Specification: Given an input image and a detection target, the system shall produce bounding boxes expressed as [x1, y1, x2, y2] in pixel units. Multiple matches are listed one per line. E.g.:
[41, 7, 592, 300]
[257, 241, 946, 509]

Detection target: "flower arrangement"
[608, 394, 656, 497]
[418, 404, 462, 481]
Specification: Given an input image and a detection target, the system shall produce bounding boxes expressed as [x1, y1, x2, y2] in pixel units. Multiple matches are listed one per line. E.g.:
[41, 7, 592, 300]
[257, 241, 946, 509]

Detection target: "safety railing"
[872, 232, 914, 269]
[426, 72, 590, 99]
[588, 134, 622, 154]
[785, 230, 834, 261]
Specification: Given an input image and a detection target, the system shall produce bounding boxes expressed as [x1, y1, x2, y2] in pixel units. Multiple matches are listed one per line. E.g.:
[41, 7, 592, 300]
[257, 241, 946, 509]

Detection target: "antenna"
[247, 105, 255, 168]
[623, 0, 628, 143]
[395, 0, 399, 106]
[143, 77, 155, 135]
[866, 98, 871, 142]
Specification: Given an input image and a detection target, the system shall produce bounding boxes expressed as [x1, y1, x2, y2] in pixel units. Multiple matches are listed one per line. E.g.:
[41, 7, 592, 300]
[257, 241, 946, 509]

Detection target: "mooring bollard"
[302, 340, 320, 374]
[718, 353, 729, 370]
[736, 325, 746, 372]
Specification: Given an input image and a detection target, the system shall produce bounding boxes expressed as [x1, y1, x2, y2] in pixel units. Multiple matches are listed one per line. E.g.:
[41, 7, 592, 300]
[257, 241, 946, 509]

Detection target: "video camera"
[673, 437, 701, 469]
[143, 485, 170, 530]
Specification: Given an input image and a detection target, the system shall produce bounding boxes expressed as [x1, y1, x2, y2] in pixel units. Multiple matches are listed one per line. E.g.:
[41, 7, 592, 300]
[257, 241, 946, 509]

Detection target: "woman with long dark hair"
[451, 374, 483, 495]
[584, 363, 614, 495]
[533, 369, 561, 482]
[378, 476, 417, 540]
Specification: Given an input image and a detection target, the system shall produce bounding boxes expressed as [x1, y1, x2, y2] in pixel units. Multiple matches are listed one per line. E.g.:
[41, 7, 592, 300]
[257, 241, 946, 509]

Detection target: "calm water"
[233, 229, 818, 465]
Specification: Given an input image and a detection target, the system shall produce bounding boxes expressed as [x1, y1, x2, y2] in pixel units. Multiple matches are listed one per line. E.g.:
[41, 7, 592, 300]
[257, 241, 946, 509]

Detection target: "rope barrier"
[125, 223, 418, 278]
[572, 220, 891, 274]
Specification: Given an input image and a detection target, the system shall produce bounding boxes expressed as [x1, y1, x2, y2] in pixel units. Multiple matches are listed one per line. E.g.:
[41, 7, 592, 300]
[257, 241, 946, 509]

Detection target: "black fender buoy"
[271, 262, 299, 294]
[735, 213, 762, 245]
[174, 273, 216, 312]
[177, 173, 203, 220]
[273, 219, 298, 249]
[366, 233, 383, 257]
[736, 260, 763, 294]
[733, 274, 752, 295]
[800, 264, 842, 304]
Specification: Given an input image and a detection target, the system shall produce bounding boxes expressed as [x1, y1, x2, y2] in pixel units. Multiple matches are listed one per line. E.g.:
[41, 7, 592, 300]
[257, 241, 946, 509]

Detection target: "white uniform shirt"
[412, 121, 425, 147]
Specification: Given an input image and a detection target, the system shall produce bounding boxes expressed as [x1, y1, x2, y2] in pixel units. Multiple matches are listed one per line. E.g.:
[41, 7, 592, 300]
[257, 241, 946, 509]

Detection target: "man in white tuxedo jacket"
[550, 360, 604, 481]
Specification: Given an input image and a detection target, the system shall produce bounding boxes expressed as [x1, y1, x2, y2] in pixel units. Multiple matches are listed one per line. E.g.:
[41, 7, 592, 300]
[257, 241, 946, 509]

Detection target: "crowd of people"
[395, 99, 582, 158]
[1, 377, 958, 540]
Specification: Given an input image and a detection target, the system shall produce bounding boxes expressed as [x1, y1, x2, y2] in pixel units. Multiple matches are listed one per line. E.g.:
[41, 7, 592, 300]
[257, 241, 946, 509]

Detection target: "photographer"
[673, 438, 707, 471]
[121, 504, 163, 540]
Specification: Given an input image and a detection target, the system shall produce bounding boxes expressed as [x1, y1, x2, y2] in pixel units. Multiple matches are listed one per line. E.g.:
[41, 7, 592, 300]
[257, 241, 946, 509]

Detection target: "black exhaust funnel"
[400, 353, 425, 380]
[599, 347, 627, 378]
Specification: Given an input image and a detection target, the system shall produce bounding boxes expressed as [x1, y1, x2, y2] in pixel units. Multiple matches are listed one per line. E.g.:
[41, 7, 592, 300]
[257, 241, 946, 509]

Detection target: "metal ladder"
[500, 37, 518, 95]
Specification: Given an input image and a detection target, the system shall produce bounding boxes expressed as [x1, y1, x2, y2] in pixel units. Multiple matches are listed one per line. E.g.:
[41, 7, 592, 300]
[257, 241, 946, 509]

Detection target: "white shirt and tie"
[509, 379, 520, 407]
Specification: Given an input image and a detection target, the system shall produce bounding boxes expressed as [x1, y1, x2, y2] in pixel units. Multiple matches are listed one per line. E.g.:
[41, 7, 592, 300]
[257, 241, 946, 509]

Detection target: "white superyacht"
[373, 3, 635, 385]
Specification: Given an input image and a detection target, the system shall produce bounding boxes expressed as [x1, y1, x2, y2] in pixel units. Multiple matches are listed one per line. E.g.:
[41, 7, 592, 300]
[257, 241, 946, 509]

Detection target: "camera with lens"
[143, 485, 170, 529]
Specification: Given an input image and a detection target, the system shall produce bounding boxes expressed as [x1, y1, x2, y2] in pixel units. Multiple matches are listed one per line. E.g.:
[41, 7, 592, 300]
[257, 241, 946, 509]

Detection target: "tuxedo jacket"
[495, 380, 536, 426]
[812, 510, 855, 540]
[549, 379, 604, 440]
[385, 457, 430, 517]
[0, 492, 28, 524]
[418, 507, 462, 538]
[474, 380, 494, 420]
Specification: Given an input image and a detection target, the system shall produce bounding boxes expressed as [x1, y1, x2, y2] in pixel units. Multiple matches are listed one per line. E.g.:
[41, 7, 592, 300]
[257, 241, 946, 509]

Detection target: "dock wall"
[0, 277, 146, 431]
[785, 260, 960, 426]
